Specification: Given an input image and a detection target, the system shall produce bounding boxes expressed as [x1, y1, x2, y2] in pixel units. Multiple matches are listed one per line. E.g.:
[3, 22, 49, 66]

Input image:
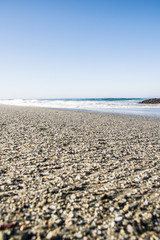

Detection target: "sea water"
[0, 98, 160, 118]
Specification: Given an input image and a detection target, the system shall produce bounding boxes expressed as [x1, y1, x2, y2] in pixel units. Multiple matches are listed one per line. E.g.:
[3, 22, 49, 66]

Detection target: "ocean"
[0, 98, 160, 118]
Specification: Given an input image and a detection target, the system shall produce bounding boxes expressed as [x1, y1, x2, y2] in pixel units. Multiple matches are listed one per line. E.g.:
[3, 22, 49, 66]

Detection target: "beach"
[0, 106, 160, 240]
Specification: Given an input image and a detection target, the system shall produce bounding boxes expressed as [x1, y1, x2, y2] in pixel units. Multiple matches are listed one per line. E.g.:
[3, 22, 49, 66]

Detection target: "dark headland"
[139, 98, 160, 104]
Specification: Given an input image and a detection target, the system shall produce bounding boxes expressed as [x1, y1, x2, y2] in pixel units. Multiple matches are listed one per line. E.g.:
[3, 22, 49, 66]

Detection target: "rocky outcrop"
[139, 98, 160, 104]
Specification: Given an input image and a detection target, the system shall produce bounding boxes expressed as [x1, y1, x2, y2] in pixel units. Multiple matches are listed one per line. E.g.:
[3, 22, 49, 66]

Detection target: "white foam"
[0, 99, 160, 118]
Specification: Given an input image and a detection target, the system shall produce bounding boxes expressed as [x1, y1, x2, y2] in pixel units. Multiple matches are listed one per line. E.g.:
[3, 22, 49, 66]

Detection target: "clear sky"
[0, 0, 160, 99]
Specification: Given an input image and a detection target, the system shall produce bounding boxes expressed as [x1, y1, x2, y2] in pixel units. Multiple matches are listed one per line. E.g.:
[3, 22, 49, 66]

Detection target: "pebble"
[76, 232, 83, 238]
[46, 231, 57, 239]
[0, 232, 3, 240]
[127, 224, 134, 234]
[115, 216, 123, 222]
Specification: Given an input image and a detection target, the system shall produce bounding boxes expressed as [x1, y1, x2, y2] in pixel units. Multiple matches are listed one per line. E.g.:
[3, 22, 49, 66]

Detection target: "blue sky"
[0, 0, 160, 98]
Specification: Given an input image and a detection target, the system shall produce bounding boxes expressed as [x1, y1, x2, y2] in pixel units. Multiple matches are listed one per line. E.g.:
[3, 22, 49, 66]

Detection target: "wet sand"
[0, 106, 160, 240]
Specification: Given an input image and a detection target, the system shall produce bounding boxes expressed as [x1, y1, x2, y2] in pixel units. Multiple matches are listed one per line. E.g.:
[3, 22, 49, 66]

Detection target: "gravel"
[0, 106, 160, 239]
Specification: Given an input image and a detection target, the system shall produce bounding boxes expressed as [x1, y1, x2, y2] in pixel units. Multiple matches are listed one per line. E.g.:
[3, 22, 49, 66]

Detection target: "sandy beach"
[0, 106, 160, 240]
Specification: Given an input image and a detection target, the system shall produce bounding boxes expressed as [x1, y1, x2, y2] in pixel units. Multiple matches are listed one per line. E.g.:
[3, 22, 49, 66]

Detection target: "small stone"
[20, 225, 27, 231]
[119, 228, 125, 237]
[127, 224, 134, 234]
[65, 220, 72, 229]
[142, 213, 152, 223]
[21, 232, 32, 240]
[103, 225, 108, 229]
[70, 194, 76, 200]
[68, 212, 74, 218]
[144, 199, 148, 206]
[83, 237, 88, 240]
[122, 219, 128, 226]
[115, 216, 123, 222]
[75, 175, 81, 180]
[123, 203, 129, 212]
[130, 236, 137, 240]
[46, 231, 57, 240]
[76, 232, 83, 238]
[109, 207, 114, 212]
[125, 212, 132, 219]
[0, 232, 6, 240]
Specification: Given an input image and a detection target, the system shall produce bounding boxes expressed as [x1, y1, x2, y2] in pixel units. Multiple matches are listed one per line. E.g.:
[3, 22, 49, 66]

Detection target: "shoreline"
[0, 106, 160, 239]
[0, 104, 160, 119]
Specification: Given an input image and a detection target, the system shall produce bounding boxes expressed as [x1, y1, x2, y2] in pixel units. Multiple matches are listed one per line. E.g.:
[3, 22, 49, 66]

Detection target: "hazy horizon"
[0, 97, 157, 100]
[0, 1, 160, 99]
